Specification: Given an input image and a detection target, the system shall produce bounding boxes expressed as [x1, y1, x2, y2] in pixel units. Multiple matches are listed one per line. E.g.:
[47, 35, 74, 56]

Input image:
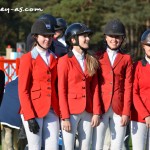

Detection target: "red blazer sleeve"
[91, 72, 102, 115]
[122, 55, 133, 116]
[57, 57, 70, 119]
[18, 53, 35, 120]
[133, 62, 150, 120]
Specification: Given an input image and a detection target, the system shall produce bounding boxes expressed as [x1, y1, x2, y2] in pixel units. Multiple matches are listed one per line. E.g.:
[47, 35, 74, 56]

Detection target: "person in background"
[53, 17, 68, 57]
[0, 34, 36, 150]
[0, 69, 5, 105]
[131, 29, 150, 150]
[92, 19, 133, 150]
[0, 77, 27, 150]
[0, 69, 5, 146]
[58, 23, 101, 150]
[18, 18, 60, 150]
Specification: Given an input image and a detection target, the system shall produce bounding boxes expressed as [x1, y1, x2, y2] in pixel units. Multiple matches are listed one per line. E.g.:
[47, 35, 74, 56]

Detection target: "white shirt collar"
[106, 47, 118, 54]
[58, 36, 67, 47]
[106, 47, 118, 66]
[72, 49, 84, 60]
[36, 46, 47, 56]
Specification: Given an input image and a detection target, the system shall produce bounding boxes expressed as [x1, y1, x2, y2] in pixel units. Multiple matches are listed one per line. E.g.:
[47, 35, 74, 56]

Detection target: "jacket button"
[47, 71, 51, 74]
[110, 82, 113, 84]
[47, 87, 51, 89]
[47, 94, 51, 97]
[82, 78, 85, 81]
[82, 95, 86, 98]
[82, 87, 85, 89]
[47, 79, 51, 82]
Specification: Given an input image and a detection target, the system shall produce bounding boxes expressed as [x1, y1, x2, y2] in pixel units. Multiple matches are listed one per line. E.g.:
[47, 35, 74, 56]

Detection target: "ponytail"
[86, 53, 99, 76]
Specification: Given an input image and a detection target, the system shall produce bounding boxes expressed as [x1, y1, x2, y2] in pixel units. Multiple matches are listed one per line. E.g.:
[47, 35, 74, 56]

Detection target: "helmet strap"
[56, 29, 64, 39]
[71, 36, 79, 46]
[107, 44, 121, 50]
[71, 35, 88, 52]
[79, 45, 88, 52]
[106, 36, 125, 50]
[33, 35, 48, 50]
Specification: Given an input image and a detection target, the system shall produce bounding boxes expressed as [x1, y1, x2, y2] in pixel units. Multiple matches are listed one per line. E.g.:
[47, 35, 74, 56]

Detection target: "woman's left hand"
[62, 120, 71, 132]
[91, 115, 100, 127]
[145, 116, 150, 128]
[121, 115, 129, 126]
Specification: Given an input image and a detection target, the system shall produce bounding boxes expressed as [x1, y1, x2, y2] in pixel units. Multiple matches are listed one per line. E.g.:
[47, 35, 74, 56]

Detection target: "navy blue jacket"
[0, 77, 22, 128]
[0, 69, 5, 105]
[53, 39, 68, 57]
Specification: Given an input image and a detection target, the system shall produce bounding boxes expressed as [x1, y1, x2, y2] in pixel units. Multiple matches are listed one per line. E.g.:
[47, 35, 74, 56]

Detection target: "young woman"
[58, 23, 101, 150]
[131, 29, 150, 150]
[92, 19, 133, 150]
[53, 17, 68, 57]
[18, 18, 60, 150]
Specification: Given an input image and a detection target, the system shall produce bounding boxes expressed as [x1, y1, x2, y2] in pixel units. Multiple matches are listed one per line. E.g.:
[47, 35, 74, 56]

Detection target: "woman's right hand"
[145, 116, 150, 128]
[28, 118, 40, 134]
[62, 119, 71, 132]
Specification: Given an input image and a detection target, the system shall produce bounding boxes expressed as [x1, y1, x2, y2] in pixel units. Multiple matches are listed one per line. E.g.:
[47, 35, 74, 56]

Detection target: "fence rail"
[0, 57, 20, 84]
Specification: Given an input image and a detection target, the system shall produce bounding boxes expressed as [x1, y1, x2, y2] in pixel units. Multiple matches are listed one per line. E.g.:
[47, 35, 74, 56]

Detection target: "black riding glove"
[27, 118, 40, 134]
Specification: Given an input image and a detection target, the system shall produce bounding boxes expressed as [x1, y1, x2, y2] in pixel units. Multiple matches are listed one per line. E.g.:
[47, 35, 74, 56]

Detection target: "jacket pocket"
[68, 93, 83, 99]
[31, 88, 41, 100]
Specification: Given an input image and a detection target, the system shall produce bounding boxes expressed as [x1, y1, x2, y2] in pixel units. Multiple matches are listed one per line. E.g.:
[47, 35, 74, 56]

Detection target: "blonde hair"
[86, 53, 99, 76]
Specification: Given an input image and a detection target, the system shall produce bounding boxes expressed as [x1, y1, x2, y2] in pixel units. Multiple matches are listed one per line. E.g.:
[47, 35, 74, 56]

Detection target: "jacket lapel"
[31, 47, 57, 70]
[49, 53, 57, 70]
[112, 52, 123, 69]
[36, 55, 48, 69]
[71, 55, 85, 75]
[31, 48, 48, 69]
[99, 51, 112, 69]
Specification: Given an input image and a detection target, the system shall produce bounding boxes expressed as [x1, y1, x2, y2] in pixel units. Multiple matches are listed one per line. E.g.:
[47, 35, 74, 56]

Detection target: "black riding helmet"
[31, 19, 55, 35]
[55, 18, 67, 31]
[39, 14, 57, 27]
[31, 19, 55, 50]
[141, 29, 150, 46]
[65, 23, 93, 46]
[104, 19, 126, 36]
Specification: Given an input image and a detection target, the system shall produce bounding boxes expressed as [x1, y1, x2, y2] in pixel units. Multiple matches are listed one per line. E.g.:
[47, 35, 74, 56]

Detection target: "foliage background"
[0, 0, 150, 60]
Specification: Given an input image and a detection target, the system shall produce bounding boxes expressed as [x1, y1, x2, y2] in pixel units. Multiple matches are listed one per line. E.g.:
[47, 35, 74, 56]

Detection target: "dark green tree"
[0, 0, 149, 59]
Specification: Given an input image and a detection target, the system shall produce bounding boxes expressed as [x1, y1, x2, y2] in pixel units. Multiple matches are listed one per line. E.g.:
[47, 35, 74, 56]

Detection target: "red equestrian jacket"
[57, 51, 101, 119]
[131, 59, 150, 123]
[18, 48, 60, 120]
[98, 50, 133, 116]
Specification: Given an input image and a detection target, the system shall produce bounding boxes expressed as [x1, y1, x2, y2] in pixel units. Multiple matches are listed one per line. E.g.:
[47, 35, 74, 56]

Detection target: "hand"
[91, 115, 100, 127]
[62, 119, 71, 132]
[28, 118, 40, 134]
[120, 115, 129, 126]
[145, 116, 150, 128]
